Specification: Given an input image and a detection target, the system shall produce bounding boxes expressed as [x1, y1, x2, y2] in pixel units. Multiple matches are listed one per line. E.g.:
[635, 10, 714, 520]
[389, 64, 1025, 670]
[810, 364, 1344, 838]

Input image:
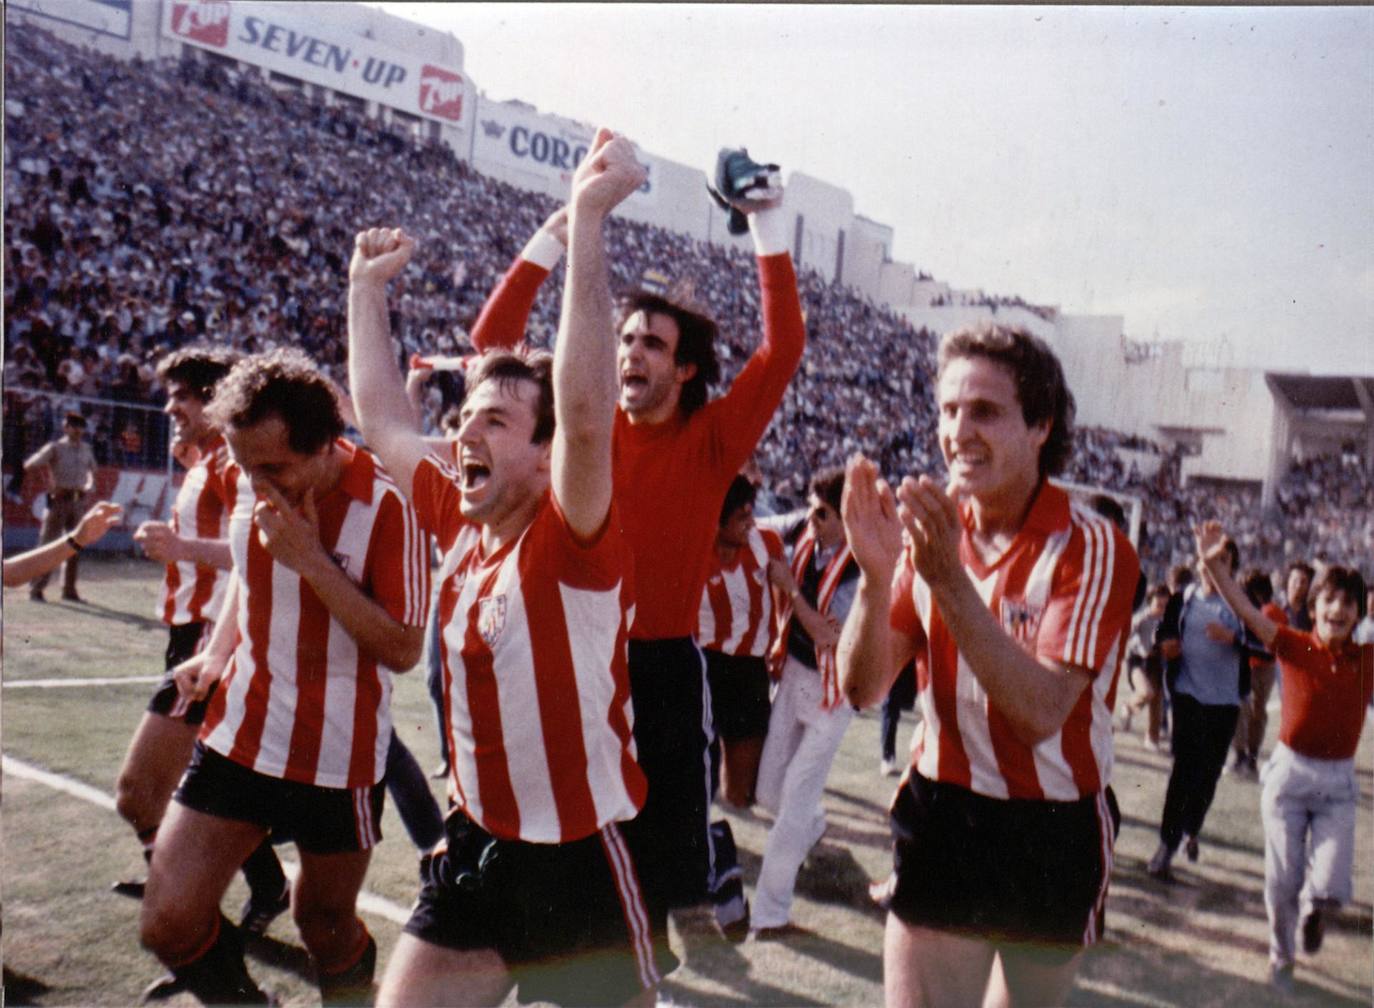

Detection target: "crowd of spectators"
[5, 25, 1370, 583]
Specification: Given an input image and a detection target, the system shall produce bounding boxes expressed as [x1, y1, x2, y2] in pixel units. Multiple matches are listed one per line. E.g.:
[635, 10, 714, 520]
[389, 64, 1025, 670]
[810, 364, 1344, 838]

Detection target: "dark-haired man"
[348, 129, 670, 1006]
[139, 349, 429, 1005]
[1149, 533, 1258, 879]
[114, 347, 288, 933]
[839, 322, 1139, 1006]
[25, 410, 97, 601]
[751, 466, 858, 938]
[465, 170, 804, 936]
[1283, 560, 1315, 633]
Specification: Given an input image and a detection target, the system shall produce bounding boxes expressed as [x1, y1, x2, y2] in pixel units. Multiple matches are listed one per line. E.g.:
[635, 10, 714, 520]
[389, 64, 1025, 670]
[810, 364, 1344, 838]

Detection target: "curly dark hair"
[937, 322, 1076, 478]
[464, 347, 555, 444]
[156, 345, 241, 401]
[617, 292, 721, 418]
[205, 348, 343, 454]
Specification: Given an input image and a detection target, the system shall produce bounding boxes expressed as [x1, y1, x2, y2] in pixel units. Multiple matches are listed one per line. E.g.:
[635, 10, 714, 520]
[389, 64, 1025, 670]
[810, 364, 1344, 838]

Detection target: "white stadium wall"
[1051, 317, 1275, 484]
[843, 216, 894, 295]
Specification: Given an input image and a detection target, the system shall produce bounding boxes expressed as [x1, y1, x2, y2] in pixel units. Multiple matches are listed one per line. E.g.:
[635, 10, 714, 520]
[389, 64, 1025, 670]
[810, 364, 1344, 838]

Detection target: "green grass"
[3, 557, 1371, 1006]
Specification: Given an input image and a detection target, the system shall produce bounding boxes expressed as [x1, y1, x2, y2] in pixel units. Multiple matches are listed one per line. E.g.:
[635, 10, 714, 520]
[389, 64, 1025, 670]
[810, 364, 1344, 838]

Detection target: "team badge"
[477, 595, 507, 646]
[999, 598, 1043, 651]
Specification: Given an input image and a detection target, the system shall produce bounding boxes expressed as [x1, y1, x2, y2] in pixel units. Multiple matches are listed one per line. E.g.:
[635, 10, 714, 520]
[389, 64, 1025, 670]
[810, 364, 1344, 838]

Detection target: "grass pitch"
[2, 557, 1370, 1006]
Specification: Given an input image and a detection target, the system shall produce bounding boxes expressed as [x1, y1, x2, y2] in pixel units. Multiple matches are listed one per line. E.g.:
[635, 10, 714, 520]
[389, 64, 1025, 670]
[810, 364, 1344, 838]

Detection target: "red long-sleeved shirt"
[470, 252, 804, 640]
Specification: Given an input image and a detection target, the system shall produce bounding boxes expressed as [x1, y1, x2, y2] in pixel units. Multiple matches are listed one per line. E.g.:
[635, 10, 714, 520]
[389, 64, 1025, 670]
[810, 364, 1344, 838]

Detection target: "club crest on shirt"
[477, 595, 507, 645]
[1000, 598, 1043, 651]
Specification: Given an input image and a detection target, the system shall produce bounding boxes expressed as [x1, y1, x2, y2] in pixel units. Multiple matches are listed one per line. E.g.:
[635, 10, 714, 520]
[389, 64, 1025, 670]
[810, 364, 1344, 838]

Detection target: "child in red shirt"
[1195, 521, 1372, 993]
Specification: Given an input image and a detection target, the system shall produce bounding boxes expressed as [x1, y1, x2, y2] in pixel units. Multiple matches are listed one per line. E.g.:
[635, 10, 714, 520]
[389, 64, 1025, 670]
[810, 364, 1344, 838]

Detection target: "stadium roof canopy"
[1265, 373, 1374, 414]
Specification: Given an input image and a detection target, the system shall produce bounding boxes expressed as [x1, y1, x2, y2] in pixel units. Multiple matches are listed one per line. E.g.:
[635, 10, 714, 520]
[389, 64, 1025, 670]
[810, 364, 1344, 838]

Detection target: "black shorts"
[705, 650, 771, 741]
[404, 809, 676, 1007]
[621, 637, 713, 913]
[888, 772, 1120, 948]
[174, 741, 384, 854]
[146, 622, 217, 724]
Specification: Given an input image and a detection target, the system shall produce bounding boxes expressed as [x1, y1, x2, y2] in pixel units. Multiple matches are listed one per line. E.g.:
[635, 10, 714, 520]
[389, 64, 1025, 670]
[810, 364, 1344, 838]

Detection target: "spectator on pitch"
[750, 465, 859, 939]
[838, 323, 1139, 1007]
[695, 472, 786, 939]
[1193, 520, 1372, 993]
[1148, 534, 1259, 880]
[24, 410, 97, 602]
[1121, 584, 1171, 751]
[348, 130, 672, 1005]
[139, 349, 429, 1005]
[1283, 561, 1315, 633]
[113, 347, 288, 935]
[1228, 569, 1286, 778]
[2, 499, 122, 587]
[698, 473, 785, 810]
[464, 152, 805, 943]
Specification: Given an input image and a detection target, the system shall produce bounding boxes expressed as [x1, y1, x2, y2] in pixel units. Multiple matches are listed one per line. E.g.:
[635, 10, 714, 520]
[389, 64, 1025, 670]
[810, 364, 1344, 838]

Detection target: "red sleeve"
[471, 257, 550, 352]
[410, 452, 468, 550]
[366, 489, 431, 627]
[1263, 601, 1288, 626]
[761, 527, 784, 561]
[709, 254, 805, 470]
[1039, 524, 1140, 677]
[529, 495, 630, 594]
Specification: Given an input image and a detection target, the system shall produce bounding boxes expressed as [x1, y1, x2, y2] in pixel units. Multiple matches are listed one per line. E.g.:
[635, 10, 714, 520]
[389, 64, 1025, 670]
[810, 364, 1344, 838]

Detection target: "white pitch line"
[2, 755, 411, 926]
[4, 676, 163, 689]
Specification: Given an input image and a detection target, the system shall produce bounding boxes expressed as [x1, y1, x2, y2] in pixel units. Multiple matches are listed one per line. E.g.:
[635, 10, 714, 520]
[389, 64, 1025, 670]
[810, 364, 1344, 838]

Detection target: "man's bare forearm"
[929, 573, 1087, 746]
[838, 572, 902, 708]
[296, 552, 423, 671]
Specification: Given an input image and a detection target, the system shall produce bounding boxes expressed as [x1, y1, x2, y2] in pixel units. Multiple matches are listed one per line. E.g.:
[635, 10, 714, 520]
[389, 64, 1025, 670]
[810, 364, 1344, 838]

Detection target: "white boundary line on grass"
[4, 676, 163, 688]
[2, 755, 411, 925]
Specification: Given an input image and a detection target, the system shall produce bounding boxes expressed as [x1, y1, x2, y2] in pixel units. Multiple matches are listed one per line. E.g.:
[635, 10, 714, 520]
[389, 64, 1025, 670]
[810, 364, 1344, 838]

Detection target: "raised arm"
[347, 228, 431, 498]
[1196, 520, 1278, 648]
[553, 131, 647, 538]
[470, 206, 567, 352]
[716, 197, 806, 467]
[837, 455, 915, 707]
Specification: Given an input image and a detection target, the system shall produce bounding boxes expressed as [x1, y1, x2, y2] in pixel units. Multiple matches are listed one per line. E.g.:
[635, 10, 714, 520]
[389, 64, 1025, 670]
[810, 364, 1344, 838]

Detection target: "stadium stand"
[5, 24, 1370, 582]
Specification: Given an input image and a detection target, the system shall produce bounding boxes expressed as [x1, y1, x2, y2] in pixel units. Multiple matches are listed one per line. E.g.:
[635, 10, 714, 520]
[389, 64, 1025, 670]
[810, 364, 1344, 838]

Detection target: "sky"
[377, 4, 1373, 376]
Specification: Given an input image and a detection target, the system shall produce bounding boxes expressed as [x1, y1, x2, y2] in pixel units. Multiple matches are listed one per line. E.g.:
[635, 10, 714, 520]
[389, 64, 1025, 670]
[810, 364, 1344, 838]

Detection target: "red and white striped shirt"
[890, 483, 1139, 801]
[201, 440, 430, 789]
[413, 454, 647, 844]
[697, 527, 784, 657]
[157, 434, 230, 626]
